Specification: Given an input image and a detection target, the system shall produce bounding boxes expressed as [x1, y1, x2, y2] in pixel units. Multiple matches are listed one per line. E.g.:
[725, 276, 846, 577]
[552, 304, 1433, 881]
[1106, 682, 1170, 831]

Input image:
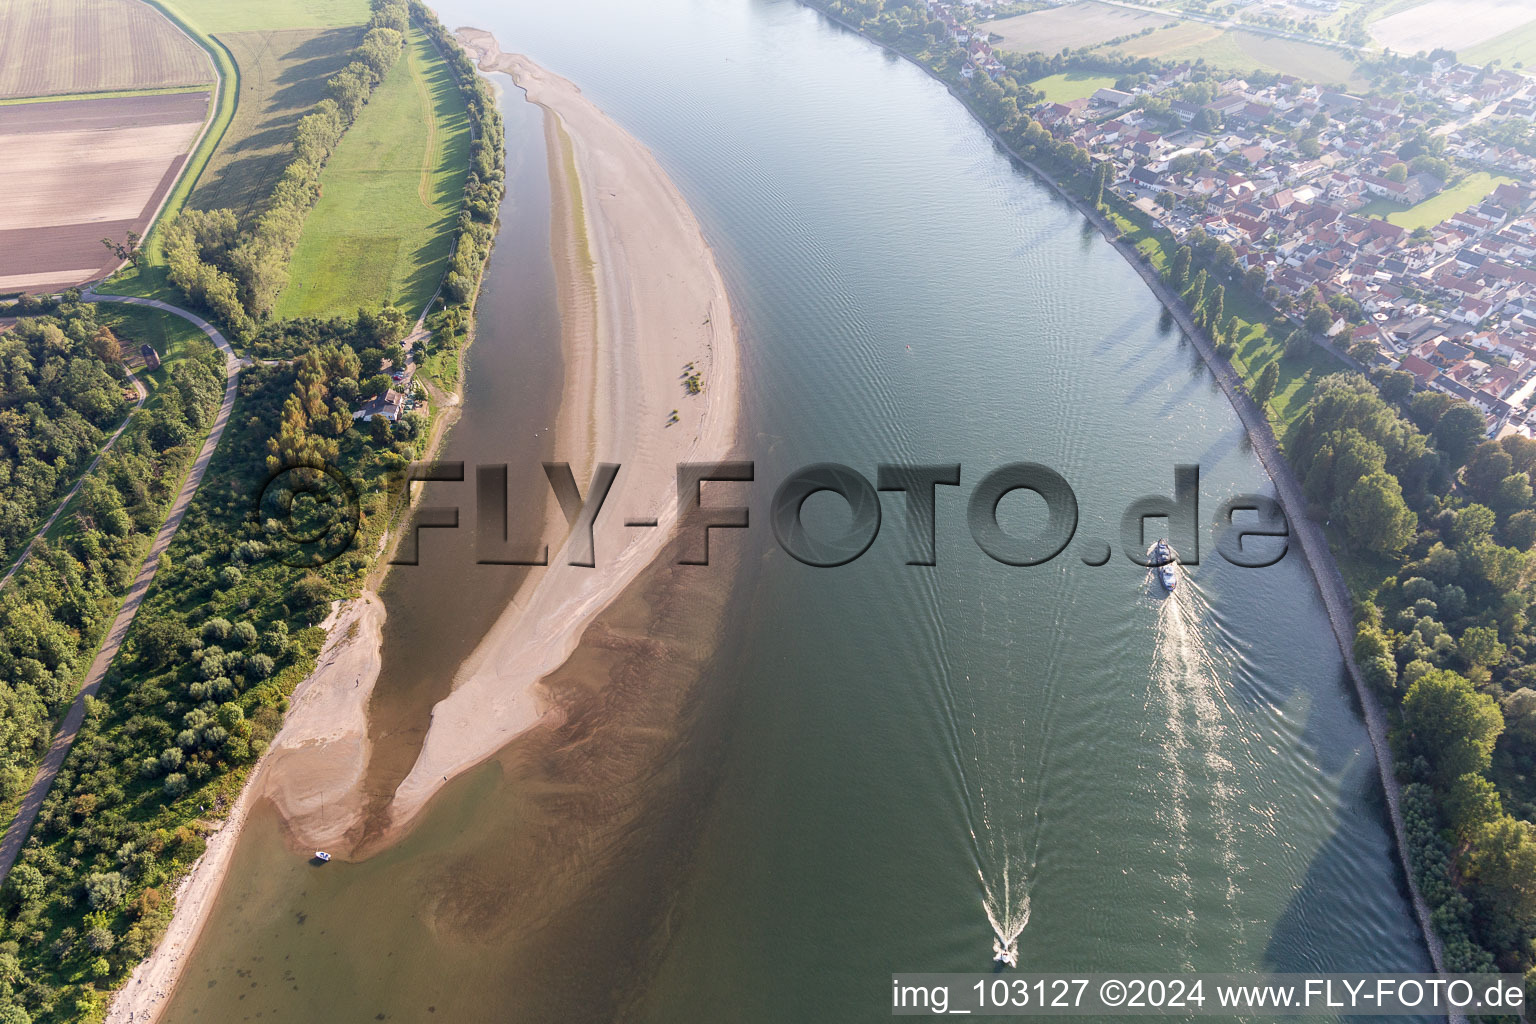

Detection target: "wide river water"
[161, 1, 1434, 1021]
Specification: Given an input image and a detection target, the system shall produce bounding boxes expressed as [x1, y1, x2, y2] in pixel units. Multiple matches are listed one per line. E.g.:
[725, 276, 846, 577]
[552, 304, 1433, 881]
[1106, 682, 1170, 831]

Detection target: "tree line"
[0, 302, 222, 821]
[804, 0, 1536, 994]
[1323, 376, 1536, 978]
[411, 0, 506, 305]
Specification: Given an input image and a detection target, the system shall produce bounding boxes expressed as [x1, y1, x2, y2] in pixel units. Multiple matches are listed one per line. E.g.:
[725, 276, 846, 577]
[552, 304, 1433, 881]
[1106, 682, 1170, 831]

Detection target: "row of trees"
[165, 0, 410, 336]
[411, 1, 506, 305]
[0, 354, 380, 1021]
[0, 308, 129, 565]
[1280, 372, 1536, 975]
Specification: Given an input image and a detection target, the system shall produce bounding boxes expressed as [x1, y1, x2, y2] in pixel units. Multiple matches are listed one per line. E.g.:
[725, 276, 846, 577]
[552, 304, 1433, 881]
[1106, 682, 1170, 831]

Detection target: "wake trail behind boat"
[1147, 567, 1250, 960]
[972, 744, 1036, 968]
[981, 859, 1028, 967]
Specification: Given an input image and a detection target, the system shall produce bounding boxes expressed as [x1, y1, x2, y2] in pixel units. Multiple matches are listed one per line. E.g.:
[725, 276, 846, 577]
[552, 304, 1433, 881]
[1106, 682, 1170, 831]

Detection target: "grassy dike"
[126, 1, 240, 274]
[273, 25, 471, 319]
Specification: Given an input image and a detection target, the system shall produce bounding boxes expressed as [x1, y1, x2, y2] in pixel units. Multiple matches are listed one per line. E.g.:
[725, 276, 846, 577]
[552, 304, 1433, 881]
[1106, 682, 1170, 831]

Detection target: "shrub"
[82, 872, 127, 911]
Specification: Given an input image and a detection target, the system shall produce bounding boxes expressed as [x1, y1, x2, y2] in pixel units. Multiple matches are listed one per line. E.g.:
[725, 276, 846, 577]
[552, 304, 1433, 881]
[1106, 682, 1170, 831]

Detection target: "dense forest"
[0, 303, 223, 813]
[0, 311, 129, 567]
[811, 0, 1536, 993]
[0, 312, 416, 1023]
[0, 1, 504, 1014]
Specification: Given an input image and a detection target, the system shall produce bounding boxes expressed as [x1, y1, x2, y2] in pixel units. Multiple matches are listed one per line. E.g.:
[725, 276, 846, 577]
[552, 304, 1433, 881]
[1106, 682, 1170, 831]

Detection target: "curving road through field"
[0, 293, 241, 883]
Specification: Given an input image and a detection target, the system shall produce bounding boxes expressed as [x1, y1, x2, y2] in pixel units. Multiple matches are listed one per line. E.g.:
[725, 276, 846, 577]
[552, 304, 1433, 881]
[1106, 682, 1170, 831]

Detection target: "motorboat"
[1152, 539, 1177, 592]
[992, 936, 1018, 968]
[314, 851, 332, 863]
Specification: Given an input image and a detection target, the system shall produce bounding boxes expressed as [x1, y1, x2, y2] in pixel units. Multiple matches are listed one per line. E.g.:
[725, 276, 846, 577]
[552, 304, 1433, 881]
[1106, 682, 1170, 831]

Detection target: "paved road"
[1, 367, 148, 589]
[0, 294, 240, 883]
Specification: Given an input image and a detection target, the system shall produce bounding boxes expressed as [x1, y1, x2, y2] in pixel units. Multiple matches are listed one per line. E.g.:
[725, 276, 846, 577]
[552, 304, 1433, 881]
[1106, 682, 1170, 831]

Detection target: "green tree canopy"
[1401, 668, 1503, 787]
[1340, 470, 1416, 553]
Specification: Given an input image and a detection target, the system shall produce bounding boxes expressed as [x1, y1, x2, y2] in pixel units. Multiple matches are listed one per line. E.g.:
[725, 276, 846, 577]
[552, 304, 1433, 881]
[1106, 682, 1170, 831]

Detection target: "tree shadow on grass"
[192, 27, 364, 218]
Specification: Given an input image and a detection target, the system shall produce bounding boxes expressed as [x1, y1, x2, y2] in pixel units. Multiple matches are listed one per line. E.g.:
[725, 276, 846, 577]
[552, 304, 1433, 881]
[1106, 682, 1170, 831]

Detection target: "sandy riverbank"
[108, 37, 742, 1021]
[372, 32, 740, 836]
[106, 595, 385, 1024]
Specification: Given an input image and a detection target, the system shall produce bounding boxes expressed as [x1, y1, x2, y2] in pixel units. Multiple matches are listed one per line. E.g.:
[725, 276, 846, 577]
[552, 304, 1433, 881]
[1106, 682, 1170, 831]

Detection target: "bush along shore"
[0, 4, 505, 1019]
[805, 0, 1536, 995]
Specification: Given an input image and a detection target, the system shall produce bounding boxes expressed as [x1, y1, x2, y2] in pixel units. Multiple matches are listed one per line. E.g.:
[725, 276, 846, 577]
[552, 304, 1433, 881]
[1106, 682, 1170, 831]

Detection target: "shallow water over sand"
[160, 1, 1433, 1021]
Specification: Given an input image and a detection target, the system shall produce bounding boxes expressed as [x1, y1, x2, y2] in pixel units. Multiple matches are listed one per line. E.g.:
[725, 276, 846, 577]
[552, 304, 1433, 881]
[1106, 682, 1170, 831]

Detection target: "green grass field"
[1030, 72, 1117, 103]
[97, 303, 217, 410]
[1357, 172, 1514, 229]
[1466, 17, 1536, 68]
[273, 28, 470, 320]
[1103, 199, 1338, 433]
[158, 0, 369, 33]
[1106, 24, 1367, 89]
[190, 26, 362, 219]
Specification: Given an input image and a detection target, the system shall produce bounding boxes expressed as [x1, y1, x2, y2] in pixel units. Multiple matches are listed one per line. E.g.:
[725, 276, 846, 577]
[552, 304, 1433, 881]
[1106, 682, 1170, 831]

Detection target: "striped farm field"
[0, 91, 210, 294]
[0, 0, 214, 100]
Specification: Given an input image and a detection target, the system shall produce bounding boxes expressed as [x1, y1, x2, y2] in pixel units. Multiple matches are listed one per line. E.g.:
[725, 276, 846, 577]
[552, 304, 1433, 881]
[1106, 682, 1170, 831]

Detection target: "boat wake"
[1145, 571, 1248, 957]
[980, 859, 1030, 969]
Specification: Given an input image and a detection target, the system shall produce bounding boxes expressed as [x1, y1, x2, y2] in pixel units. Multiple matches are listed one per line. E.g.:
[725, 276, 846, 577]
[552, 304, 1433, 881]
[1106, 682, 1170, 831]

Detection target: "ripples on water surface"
[160, 0, 1435, 1021]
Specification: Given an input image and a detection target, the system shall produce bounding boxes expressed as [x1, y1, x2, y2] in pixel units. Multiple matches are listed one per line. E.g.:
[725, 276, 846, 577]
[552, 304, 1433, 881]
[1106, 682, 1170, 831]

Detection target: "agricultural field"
[1030, 72, 1118, 103]
[0, 0, 213, 100]
[274, 28, 470, 320]
[1465, 15, 1536, 67]
[1105, 25, 1368, 88]
[190, 27, 363, 219]
[160, 0, 371, 33]
[1358, 172, 1516, 230]
[1372, 0, 1536, 56]
[984, 1, 1174, 53]
[0, 91, 209, 294]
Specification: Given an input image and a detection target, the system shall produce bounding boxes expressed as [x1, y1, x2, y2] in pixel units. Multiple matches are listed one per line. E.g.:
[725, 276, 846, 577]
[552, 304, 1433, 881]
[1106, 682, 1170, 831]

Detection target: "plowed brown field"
[0, 0, 213, 100]
[0, 92, 209, 294]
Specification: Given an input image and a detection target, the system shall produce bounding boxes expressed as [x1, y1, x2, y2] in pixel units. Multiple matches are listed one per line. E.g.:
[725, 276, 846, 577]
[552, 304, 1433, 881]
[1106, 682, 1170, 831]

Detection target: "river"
[159, 1, 1433, 1021]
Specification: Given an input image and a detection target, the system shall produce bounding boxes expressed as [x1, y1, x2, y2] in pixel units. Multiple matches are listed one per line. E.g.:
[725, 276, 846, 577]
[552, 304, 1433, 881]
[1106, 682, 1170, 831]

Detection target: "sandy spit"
[107, 33, 744, 1021]
[376, 32, 742, 835]
[105, 594, 385, 1024]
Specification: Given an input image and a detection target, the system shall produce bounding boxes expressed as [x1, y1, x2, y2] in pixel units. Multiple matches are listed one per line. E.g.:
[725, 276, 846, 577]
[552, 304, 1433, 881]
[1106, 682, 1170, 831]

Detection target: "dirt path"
[0, 292, 240, 884]
[413, 41, 438, 209]
[0, 365, 147, 588]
